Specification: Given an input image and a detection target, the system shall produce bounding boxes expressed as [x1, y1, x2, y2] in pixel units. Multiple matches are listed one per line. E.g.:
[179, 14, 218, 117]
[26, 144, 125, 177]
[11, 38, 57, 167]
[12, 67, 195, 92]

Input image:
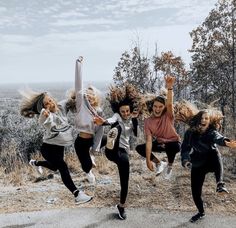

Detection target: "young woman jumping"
[179, 106, 236, 223]
[20, 89, 92, 204]
[94, 83, 141, 220]
[74, 56, 104, 184]
[135, 75, 181, 179]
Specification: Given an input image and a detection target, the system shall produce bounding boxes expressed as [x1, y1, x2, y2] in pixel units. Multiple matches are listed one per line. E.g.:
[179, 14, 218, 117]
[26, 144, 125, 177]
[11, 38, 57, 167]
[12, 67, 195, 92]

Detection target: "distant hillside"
[0, 81, 111, 100]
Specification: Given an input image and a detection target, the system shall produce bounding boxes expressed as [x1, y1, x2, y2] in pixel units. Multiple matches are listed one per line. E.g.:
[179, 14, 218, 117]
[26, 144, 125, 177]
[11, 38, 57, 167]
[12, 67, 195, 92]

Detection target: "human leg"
[190, 166, 206, 222]
[105, 147, 129, 220]
[211, 153, 229, 194]
[163, 141, 181, 179]
[135, 141, 165, 175]
[74, 136, 94, 173]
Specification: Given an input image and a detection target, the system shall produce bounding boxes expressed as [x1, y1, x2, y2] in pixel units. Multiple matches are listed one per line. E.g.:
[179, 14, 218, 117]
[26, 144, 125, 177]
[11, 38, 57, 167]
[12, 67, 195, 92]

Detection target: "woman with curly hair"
[74, 56, 104, 184]
[20, 89, 92, 204]
[179, 106, 236, 223]
[94, 83, 141, 220]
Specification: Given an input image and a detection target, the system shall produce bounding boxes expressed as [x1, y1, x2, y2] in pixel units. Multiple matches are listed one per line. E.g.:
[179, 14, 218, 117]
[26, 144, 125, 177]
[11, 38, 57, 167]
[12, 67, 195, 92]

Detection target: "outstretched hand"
[164, 75, 175, 89]
[225, 140, 236, 148]
[94, 116, 105, 125]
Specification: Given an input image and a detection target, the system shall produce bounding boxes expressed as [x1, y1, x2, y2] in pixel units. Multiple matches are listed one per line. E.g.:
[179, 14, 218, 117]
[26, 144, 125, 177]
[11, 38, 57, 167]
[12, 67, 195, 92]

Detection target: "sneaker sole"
[106, 128, 118, 150]
[190, 215, 205, 223]
[75, 196, 93, 205]
[216, 191, 229, 195]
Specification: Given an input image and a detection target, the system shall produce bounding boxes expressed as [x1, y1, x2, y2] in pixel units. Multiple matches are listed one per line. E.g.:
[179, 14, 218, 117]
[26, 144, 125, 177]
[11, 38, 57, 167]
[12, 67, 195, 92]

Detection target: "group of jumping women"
[20, 57, 236, 223]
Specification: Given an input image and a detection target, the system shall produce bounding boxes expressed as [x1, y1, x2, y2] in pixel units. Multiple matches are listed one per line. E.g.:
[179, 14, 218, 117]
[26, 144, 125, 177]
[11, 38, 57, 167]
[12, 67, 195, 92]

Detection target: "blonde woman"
[20, 89, 92, 204]
[74, 57, 104, 184]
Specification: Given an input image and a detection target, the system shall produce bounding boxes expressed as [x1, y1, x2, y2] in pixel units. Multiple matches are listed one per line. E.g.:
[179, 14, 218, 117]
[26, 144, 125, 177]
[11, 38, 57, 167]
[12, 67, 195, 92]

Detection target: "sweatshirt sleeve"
[38, 109, 55, 130]
[58, 100, 68, 115]
[181, 130, 192, 166]
[106, 113, 119, 125]
[212, 130, 229, 146]
[75, 59, 83, 111]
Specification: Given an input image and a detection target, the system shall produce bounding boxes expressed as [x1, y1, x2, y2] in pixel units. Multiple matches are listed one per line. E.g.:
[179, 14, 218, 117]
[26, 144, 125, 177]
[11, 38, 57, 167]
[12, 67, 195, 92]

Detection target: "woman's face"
[86, 88, 98, 107]
[43, 95, 57, 112]
[119, 105, 131, 120]
[152, 101, 165, 117]
[199, 112, 210, 132]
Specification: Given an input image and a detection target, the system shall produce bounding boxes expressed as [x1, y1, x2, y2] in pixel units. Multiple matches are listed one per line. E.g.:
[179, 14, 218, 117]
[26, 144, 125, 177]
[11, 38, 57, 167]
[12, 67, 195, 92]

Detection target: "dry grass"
[0, 148, 236, 215]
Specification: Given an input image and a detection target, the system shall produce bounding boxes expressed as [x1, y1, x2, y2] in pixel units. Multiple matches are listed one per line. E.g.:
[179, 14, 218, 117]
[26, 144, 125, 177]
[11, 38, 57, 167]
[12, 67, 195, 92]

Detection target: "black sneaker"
[116, 204, 127, 220]
[216, 182, 229, 194]
[190, 212, 205, 223]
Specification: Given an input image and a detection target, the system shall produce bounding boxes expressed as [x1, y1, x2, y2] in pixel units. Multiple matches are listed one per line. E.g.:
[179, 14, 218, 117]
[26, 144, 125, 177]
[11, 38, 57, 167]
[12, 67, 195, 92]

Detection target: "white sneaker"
[106, 128, 118, 150]
[156, 161, 167, 175]
[75, 191, 92, 204]
[29, 159, 43, 175]
[163, 166, 173, 180]
[91, 155, 96, 168]
[86, 170, 96, 184]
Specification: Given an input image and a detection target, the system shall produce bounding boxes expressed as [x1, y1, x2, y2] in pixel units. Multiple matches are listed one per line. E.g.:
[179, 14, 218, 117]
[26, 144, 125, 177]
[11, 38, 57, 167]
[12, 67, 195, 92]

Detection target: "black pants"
[136, 140, 181, 164]
[74, 136, 93, 173]
[36, 143, 77, 194]
[191, 153, 223, 214]
[105, 124, 130, 205]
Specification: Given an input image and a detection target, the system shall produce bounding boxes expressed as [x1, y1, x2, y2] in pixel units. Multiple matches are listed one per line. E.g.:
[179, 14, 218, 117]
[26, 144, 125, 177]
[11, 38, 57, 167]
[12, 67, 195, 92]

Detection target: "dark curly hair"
[107, 83, 141, 114]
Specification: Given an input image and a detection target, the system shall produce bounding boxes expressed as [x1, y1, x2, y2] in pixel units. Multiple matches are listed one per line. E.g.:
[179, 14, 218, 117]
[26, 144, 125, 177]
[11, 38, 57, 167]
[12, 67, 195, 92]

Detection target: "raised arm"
[165, 75, 175, 117]
[75, 57, 83, 110]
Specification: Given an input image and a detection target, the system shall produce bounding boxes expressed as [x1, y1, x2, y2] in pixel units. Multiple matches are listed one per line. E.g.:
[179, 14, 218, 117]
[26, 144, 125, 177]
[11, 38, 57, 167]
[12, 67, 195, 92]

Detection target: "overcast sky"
[0, 0, 218, 84]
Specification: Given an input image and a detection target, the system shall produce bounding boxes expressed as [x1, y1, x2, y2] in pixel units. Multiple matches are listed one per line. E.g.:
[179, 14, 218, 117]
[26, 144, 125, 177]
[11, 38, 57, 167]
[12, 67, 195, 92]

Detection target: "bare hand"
[164, 75, 175, 89]
[94, 116, 105, 125]
[42, 109, 50, 117]
[77, 56, 83, 62]
[131, 109, 139, 118]
[146, 159, 154, 172]
[225, 140, 236, 148]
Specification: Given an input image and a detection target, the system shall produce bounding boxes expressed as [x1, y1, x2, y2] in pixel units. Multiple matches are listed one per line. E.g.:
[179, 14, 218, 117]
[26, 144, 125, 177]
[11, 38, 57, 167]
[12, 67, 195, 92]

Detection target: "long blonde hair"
[19, 88, 47, 118]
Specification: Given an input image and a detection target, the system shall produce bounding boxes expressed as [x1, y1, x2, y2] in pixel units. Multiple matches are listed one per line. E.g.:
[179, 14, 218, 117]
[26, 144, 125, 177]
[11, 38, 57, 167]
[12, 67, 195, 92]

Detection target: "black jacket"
[181, 128, 229, 167]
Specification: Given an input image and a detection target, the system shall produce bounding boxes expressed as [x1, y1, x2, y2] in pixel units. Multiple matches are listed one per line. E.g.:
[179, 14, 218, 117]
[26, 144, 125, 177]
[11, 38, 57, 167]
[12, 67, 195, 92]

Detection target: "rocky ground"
[1, 151, 236, 216]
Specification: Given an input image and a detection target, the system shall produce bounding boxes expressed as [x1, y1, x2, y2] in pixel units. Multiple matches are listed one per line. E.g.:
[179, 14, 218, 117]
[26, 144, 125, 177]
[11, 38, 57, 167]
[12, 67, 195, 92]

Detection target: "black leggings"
[136, 140, 181, 164]
[105, 124, 130, 205]
[74, 136, 94, 173]
[36, 143, 77, 194]
[191, 154, 223, 214]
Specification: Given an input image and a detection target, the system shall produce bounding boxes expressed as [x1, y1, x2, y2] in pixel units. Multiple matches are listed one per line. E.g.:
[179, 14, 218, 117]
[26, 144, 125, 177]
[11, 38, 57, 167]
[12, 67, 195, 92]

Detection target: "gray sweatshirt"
[75, 59, 104, 151]
[38, 100, 73, 146]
